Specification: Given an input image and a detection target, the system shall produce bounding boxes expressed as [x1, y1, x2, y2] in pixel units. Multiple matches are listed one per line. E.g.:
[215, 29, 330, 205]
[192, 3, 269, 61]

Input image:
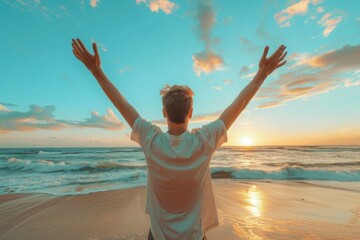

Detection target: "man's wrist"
[252, 69, 268, 85]
[257, 68, 268, 78]
[90, 66, 103, 76]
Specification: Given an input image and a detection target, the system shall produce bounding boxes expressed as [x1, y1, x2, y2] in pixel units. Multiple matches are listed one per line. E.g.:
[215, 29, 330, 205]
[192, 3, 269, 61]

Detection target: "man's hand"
[258, 45, 287, 76]
[219, 44, 288, 130]
[72, 38, 101, 72]
[71, 38, 140, 128]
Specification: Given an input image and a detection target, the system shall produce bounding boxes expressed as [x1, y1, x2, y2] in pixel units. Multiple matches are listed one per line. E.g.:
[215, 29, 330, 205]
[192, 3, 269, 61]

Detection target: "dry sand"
[1, 180, 359, 240]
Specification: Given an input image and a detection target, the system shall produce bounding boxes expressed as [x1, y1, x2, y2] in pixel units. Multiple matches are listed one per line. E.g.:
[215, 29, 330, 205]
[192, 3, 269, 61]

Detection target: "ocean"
[1, 146, 360, 195]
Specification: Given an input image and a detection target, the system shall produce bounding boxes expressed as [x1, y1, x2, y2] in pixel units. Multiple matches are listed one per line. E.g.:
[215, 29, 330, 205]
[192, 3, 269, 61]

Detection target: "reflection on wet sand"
[246, 185, 262, 217]
[211, 180, 360, 240]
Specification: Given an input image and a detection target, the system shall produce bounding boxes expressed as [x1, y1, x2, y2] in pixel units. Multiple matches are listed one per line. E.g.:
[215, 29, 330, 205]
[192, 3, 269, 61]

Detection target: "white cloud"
[274, 0, 342, 37]
[119, 65, 132, 74]
[317, 6, 324, 13]
[212, 86, 222, 91]
[317, 13, 343, 37]
[223, 79, 233, 85]
[136, 0, 177, 14]
[257, 44, 360, 109]
[192, 50, 224, 76]
[0, 104, 10, 112]
[0, 105, 125, 133]
[192, 0, 223, 76]
[90, 38, 108, 52]
[2, 0, 69, 19]
[240, 37, 259, 52]
[90, 0, 100, 8]
[274, 0, 315, 27]
[241, 72, 256, 79]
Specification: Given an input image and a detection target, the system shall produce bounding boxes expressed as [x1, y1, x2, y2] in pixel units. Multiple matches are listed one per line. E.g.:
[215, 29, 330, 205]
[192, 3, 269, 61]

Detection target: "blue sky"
[0, 0, 359, 147]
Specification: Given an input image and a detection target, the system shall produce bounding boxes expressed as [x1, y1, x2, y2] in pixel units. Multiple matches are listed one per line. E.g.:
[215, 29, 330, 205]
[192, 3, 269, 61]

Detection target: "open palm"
[259, 45, 287, 76]
[72, 38, 101, 71]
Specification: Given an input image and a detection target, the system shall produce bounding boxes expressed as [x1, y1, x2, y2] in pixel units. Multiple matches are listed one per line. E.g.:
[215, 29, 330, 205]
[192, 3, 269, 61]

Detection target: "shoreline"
[1, 180, 360, 240]
[2, 179, 359, 197]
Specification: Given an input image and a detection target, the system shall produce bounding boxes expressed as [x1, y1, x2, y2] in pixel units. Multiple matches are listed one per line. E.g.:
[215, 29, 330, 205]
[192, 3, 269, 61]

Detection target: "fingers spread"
[277, 60, 287, 69]
[72, 39, 83, 53]
[92, 43, 99, 57]
[271, 45, 285, 59]
[72, 42, 84, 59]
[76, 38, 90, 55]
[279, 51, 287, 62]
[72, 49, 82, 61]
[260, 46, 269, 65]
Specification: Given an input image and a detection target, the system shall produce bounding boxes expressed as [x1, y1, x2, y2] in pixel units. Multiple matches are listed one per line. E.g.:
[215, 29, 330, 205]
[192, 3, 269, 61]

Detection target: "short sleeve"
[198, 118, 227, 151]
[130, 117, 161, 147]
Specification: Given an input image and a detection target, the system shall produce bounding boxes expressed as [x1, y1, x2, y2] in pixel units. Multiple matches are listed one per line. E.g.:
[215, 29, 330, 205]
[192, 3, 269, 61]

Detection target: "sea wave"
[262, 161, 360, 168]
[210, 166, 360, 181]
[0, 148, 144, 155]
[0, 158, 147, 173]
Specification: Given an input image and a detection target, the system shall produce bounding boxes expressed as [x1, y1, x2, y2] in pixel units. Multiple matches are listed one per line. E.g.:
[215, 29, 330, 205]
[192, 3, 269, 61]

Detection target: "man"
[71, 38, 287, 240]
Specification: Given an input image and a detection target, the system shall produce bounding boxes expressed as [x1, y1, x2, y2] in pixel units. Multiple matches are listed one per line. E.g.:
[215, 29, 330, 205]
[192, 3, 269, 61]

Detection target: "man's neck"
[167, 121, 188, 136]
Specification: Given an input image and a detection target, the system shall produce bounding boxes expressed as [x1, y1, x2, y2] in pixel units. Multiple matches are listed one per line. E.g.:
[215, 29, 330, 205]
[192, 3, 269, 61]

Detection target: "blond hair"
[160, 84, 194, 124]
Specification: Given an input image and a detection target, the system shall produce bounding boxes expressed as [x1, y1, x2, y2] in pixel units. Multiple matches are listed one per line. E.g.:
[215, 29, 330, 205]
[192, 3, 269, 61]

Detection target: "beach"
[1, 180, 359, 240]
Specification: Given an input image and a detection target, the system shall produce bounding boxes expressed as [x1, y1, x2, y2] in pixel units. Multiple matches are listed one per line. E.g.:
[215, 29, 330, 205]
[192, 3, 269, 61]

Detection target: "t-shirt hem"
[202, 221, 219, 237]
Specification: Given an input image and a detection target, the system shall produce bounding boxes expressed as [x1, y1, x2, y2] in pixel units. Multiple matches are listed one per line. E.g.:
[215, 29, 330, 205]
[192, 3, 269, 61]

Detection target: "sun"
[240, 136, 253, 146]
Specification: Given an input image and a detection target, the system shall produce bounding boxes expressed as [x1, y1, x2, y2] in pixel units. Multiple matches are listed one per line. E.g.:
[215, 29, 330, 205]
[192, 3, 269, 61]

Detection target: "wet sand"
[1, 180, 359, 240]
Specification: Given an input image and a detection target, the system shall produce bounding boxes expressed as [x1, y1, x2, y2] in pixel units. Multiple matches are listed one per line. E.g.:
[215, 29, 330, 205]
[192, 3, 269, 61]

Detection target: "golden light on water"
[246, 185, 263, 217]
[240, 136, 253, 146]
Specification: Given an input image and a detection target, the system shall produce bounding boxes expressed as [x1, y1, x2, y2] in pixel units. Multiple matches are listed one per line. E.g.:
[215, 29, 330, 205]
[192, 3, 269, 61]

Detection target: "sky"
[0, 0, 359, 147]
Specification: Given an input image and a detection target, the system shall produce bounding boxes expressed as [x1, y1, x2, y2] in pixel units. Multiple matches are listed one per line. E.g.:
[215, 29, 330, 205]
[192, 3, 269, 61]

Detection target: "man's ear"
[162, 108, 167, 118]
[188, 108, 193, 118]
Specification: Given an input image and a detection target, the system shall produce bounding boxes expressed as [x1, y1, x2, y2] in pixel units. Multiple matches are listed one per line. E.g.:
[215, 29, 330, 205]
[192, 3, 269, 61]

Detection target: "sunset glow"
[240, 137, 253, 146]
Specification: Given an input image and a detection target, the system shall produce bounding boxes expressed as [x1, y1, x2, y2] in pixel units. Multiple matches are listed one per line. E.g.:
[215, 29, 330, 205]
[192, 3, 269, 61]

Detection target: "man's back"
[131, 117, 227, 240]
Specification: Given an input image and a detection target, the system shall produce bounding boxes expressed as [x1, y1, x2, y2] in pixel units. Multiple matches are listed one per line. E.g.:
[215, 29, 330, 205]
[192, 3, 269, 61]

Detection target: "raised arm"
[71, 38, 140, 128]
[219, 45, 287, 130]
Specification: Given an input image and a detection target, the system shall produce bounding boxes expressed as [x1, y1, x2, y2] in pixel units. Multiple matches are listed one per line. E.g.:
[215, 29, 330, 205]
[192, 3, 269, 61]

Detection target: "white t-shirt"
[131, 117, 227, 240]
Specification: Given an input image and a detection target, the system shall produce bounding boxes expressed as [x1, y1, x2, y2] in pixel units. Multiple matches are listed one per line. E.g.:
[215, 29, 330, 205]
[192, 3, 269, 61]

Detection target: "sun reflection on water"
[246, 185, 263, 217]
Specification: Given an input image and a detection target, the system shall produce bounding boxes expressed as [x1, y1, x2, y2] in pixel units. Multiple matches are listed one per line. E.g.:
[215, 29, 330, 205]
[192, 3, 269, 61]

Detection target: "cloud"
[274, 0, 344, 37]
[256, 24, 272, 40]
[240, 66, 250, 74]
[136, 0, 177, 14]
[0, 102, 17, 107]
[274, 0, 315, 27]
[317, 13, 343, 37]
[240, 72, 257, 79]
[192, 50, 224, 76]
[90, 0, 100, 8]
[257, 101, 284, 109]
[0, 104, 10, 112]
[223, 79, 233, 85]
[195, 0, 216, 50]
[239, 64, 257, 79]
[345, 79, 360, 87]
[2, 0, 69, 19]
[256, 44, 360, 109]
[212, 86, 222, 91]
[317, 7, 324, 13]
[0, 105, 125, 133]
[239, 37, 259, 52]
[274, 0, 331, 28]
[151, 111, 220, 126]
[119, 65, 133, 74]
[299, 44, 360, 70]
[90, 38, 107, 52]
[222, 16, 233, 25]
[192, 0, 223, 76]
